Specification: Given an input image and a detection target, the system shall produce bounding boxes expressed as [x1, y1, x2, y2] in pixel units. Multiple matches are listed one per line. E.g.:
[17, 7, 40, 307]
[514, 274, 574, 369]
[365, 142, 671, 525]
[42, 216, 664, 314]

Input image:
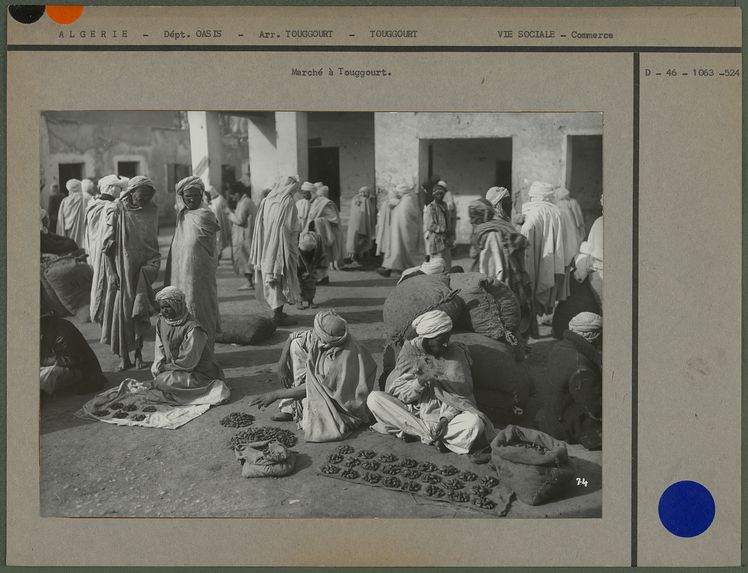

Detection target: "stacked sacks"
[380, 274, 465, 387]
[382, 274, 464, 344]
[451, 332, 533, 426]
[40, 252, 93, 322]
[448, 272, 522, 354]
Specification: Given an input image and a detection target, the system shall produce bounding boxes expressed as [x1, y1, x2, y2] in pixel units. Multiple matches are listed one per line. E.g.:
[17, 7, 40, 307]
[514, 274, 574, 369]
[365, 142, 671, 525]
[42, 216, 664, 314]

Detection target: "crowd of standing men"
[40, 171, 602, 450]
[43, 172, 603, 363]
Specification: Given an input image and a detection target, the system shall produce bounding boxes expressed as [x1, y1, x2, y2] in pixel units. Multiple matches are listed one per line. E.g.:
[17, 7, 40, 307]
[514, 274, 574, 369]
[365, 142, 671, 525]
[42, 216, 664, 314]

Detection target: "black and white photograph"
[39, 110, 603, 519]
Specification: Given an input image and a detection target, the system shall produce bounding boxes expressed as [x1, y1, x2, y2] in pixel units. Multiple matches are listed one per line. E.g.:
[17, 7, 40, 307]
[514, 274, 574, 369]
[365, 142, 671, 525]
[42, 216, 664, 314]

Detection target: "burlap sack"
[216, 315, 277, 345]
[234, 440, 297, 478]
[382, 274, 464, 343]
[41, 254, 93, 316]
[490, 425, 575, 506]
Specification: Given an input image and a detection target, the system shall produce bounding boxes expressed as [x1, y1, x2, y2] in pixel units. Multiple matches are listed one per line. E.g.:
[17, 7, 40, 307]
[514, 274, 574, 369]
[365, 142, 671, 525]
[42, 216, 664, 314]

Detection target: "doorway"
[308, 147, 341, 207]
[117, 161, 140, 178]
[566, 135, 603, 236]
[57, 162, 84, 193]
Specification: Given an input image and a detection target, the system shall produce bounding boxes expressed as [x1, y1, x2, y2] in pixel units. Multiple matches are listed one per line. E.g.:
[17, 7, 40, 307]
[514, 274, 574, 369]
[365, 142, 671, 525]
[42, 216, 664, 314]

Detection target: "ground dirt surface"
[41, 229, 601, 519]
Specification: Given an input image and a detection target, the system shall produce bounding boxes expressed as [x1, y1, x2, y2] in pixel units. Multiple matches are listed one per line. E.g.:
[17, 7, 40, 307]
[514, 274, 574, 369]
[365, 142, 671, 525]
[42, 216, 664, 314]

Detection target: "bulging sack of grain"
[41, 254, 93, 316]
[449, 272, 521, 345]
[382, 274, 464, 343]
[216, 315, 277, 345]
[490, 425, 575, 506]
[235, 440, 297, 478]
[451, 332, 532, 425]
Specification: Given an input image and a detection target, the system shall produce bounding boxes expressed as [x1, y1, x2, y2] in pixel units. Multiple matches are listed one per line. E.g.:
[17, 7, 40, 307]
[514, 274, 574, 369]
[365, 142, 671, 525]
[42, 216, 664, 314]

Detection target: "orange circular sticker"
[46, 5, 83, 25]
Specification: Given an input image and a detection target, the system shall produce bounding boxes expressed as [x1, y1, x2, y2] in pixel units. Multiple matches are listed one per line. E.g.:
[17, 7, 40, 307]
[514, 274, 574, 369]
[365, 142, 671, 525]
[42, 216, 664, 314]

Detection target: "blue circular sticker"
[658, 480, 715, 537]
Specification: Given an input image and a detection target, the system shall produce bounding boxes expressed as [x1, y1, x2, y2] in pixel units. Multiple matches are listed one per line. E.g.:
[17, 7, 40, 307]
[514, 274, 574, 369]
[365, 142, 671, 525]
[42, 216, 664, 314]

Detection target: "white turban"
[66, 179, 82, 194]
[155, 286, 188, 325]
[317, 185, 330, 198]
[528, 181, 556, 201]
[486, 186, 510, 208]
[434, 180, 448, 190]
[554, 186, 571, 201]
[412, 310, 453, 342]
[301, 181, 316, 192]
[569, 312, 602, 342]
[81, 178, 96, 196]
[98, 174, 128, 197]
[314, 181, 324, 189]
[420, 259, 446, 275]
[395, 183, 412, 197]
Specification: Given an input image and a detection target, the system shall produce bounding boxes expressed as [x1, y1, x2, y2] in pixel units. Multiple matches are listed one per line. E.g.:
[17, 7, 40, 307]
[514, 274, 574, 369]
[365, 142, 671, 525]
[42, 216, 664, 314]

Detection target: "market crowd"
[39, 171, 603, 455]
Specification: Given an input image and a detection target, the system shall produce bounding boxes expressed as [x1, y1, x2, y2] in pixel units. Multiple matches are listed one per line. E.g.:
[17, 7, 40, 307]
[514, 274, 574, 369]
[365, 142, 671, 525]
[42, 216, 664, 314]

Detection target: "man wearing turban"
[520, 181, 569, 327]
[574, 195, 603, 306]
[367, 310, 495, 454]
[206, 184, 233, 264]
[56, 178, 90, 250]
[249, 174, 302, 325]
[423, 181, 454, 268]
[345, 185, 377, 267]
[376, 183, 424, 277]
[538, 311, 602, 449]
[469, 193, 534, 337]
[164, 176, 221, 349]
[296, 229, 325, 309]
[250, 310, 377, 442]
[85, 174, 128, 325]
[151, 286, 229, 396]
[306, 182, 344, 276]
[100, 175, 161, 371]
[227, 179, 258, 290]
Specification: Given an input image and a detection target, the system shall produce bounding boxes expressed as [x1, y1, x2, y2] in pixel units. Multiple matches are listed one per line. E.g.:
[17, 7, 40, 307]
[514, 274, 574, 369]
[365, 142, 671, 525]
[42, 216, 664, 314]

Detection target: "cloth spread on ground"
[85, 196, 116, 323]
[276, 321, 377, 442]
[346, 188, 377, 256]
[249, 176, 301, 308]
[100, 187, 160, 357]
[76, 377, 230, 429]
[318, 445, 513, 516]
[229, 195, 257, 276]
[56, 190, 89, 249]
[164, 195, 221, 347]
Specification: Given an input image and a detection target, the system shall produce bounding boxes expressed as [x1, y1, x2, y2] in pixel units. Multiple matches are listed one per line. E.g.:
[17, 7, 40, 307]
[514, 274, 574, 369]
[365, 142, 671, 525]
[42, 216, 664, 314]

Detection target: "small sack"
[217, 315, 277, 345]
[234, 440, 297, 478]
[41, 254, 93, 315]
[490, 425, 574, 506]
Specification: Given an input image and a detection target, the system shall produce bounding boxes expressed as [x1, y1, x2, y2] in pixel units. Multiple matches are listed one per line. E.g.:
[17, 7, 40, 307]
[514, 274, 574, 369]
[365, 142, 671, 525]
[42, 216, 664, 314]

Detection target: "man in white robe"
[520, 181, 569, 322]
[249, 175, 301, 325]
[367, 310, 495, 454]
[56, 179, 89, 249]
[574, 196, 603, 306]
[376, 183, 424, 276]
[85, 174, 128, 324]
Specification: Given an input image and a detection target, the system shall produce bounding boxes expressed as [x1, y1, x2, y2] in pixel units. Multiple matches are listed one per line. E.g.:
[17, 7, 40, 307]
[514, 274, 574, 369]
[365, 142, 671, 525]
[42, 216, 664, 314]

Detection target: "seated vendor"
[152, 286, 228, 392]
[250, 310, 377, 442]
[367, 310, 495, 454]
[538, 311, 602, 449]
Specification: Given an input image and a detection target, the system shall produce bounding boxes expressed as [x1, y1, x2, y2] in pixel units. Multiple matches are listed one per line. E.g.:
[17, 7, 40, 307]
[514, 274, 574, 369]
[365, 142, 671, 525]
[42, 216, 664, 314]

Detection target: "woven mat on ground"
[317, 445, 514, 517]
